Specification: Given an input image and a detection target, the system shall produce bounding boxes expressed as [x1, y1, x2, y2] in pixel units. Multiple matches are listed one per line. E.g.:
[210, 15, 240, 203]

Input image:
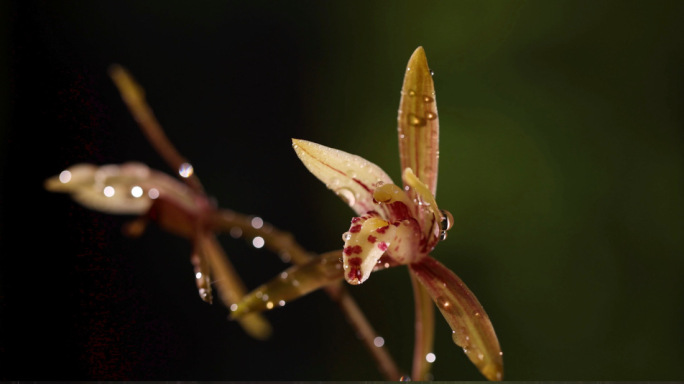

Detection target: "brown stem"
[212, 209, 314, 266]
[409, 269, 435, 380]
[108, 64, 205, 194]
[324, 284, 402, 380]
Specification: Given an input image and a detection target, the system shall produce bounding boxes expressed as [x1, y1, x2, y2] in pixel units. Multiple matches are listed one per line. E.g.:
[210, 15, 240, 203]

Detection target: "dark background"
[2, 0, 683, 380]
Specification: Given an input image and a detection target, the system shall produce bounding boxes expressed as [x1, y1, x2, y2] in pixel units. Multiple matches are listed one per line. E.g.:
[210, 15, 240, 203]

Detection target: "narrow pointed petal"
[398, 46, 440, 195]
[409, 270, 435, 381]
[410, 257, 503, 381]
[199, 234, 272, 340]
[230, 251, 344, 319]
[292, 139, 394, 215]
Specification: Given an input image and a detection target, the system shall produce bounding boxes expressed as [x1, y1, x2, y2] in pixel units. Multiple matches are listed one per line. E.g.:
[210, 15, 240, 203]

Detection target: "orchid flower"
[232, 47, 503, 380]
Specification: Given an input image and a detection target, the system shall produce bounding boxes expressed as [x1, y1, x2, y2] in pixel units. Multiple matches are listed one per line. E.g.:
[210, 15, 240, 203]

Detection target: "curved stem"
[108, 64, 205, 194]
[324, 283, 402, 380]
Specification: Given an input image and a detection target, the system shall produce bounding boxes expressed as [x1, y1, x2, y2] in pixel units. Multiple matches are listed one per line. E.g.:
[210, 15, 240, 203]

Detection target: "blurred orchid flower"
[232, 47, 503, 380]
[45, 66, 274, 339]
[46, 66, 403, 380]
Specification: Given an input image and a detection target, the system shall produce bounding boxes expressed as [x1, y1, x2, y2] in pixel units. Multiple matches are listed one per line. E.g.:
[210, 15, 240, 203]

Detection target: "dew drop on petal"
[266, 301, 274, 309]
[280, 271, 289, 279]
[408, 89, 416, 97]
[408, 113, 426, 127]
[195, 272, 202, 280]
[279, 300, 286, 307]
[103, 186, 115, 197]
[178, 162, 194, 178]
[59, 170, 72, 183]
[251, 216, 264, 229]
[426, 111, 438, 120]
[440, 209, 454, 231]
[130, 185, 143, 198]
[373, 336, 385, 347]
[148, 188, 160, 199]
[429, 69, 435, 76]
[230, 304, 238, 312]
[342, 232, 352, 241]
[423, 95, 434, 103]
[335, 187, 356, 207]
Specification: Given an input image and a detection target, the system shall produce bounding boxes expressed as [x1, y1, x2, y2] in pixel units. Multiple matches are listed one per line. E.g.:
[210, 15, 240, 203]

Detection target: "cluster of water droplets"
[404, 89, 438, 128]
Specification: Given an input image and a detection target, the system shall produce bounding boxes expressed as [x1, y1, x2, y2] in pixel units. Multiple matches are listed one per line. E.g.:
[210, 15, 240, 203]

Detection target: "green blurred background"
[2, 0, 683, 380]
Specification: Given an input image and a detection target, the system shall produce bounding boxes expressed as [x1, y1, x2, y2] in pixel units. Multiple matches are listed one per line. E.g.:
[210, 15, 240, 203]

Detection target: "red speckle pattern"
[349, 224, 362, 233]
[367, 235, 377, 243]
[376, 225, 390, 234]
[347, 257, 363, 280]
[378, 242, 388, 251]
[344, 245, 363, 255]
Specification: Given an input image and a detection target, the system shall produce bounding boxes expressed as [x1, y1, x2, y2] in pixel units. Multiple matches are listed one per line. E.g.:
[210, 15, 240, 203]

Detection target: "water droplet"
[342, 232, 352, 242]
[130, 185, 143, 198]
[425, 352, 436, 363]
[178, 162, 194, 178]
[261, 294, 269, 301]
[230, 303, 238, 312]
[426, 111, 437, 120]
[429, 69, 435, 76]
[439, 231, 448, 241]
[195, 272, 203, 280]
[477, 352, 484, 361]
[423, 95, 434, 103]
[199, 288, 208, 299]
[255, 291, 263, 299]
[103, 186, 115, 197]
[279, 300, 286, 306]
[436, 297, 450, 309]
[252, 236, 265, 249]
[280, 271, 289, 280]
[266, 301, 274, 309]
[408, 89, 416, 97]
[408, 113, 426, 127]
[399, 375, 411, 381]
[373, 336, 385, 347]
[440, 209, 454, 232]
[336, 187, 356, 207]
[59, 170, 72, 183]
[229, 227, 243, 238]
[148, 188, 160, 199]
[251, 216, 264, 229]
